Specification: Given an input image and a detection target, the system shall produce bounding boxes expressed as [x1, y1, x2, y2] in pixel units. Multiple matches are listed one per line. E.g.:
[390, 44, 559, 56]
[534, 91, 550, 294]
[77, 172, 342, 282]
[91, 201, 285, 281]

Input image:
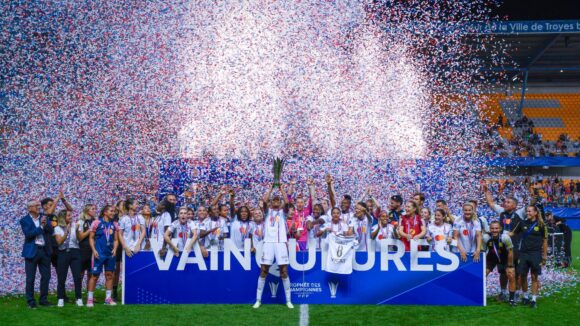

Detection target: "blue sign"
[468, 20, 580, 34]
[123, 240, 485, 306]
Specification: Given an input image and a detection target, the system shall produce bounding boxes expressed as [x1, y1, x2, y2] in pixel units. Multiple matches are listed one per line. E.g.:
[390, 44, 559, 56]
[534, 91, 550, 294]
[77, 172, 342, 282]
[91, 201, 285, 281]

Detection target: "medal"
[181, 224, 188, 248]
[103, 221, 112, 246]
[131, 217, 137, 241]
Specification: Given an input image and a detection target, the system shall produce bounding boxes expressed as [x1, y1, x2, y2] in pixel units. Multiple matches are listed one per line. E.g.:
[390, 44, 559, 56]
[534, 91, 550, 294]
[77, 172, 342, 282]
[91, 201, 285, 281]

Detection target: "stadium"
[1, 0, 579, 325]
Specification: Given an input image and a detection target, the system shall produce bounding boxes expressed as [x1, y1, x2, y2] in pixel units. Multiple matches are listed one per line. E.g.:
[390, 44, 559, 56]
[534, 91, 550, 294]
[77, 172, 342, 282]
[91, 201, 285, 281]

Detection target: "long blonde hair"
[57, 209, 68, 227]
[528, 205, 545, 228]
[79, 204, 96, 222]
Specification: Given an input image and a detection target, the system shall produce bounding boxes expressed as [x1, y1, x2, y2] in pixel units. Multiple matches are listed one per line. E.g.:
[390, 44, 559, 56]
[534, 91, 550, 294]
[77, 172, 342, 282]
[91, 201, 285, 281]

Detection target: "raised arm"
[210, 188, 225, 208]
[369, 195, 381, 214]
[44, 192, 62, 215]
[60, 191, 73, 212]
[483, 182, 496, 209]
[358, 187, 369, 203]
[262, 184, 274, 206]
[307, 178, 316, 206]
[287, 179, 296, 203]
[229, 188, 236, 219]
[326, 174, 336, 208]
[280, 183, 289, 205]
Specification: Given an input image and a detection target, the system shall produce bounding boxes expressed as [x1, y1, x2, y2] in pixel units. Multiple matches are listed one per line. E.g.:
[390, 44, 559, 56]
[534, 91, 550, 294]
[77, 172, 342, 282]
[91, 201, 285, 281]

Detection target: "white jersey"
[306, 215, 328, 250]
[192, 219, 204, 232]
[325, 233, 356, 275]
[230, 219, 254, 249]
[55, 222, 80, 250]
[475, 215, 490, 234]
[149, 212, 172, 244]
[453, 217, 482, 254]
[264, 209, 287, 243]
[167, 220, 197, 251]
[427, 222, 453, 251]
[202, 217, 229, 249]
[371, 223, 396, 252]
[323, 220, 349, 236]
[349, 217, 372, 252]
[119, 214, 145, 250]
[251, 221, 265, 243]
[340, 211, 354, 225]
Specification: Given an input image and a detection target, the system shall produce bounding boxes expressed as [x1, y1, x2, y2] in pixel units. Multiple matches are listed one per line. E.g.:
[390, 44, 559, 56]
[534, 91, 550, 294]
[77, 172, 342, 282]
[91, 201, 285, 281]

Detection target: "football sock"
[256, 277, 266, 301]
[282, 277, 291, 303]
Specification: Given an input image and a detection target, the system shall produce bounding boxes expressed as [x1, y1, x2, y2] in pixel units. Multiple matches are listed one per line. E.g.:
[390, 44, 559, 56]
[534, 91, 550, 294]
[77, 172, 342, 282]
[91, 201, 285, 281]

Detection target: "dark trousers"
[57, 248, 82, 300]
[25, 247, 51, 305]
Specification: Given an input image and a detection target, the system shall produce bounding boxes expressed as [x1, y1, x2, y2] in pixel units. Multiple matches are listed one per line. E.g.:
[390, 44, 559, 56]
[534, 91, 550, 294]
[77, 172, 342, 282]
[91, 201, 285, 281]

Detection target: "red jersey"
[400, 214, 424, 251]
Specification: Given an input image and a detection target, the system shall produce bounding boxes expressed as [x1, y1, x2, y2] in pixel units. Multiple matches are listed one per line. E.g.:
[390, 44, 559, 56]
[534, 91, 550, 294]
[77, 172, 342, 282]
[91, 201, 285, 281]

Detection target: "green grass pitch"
[1, 232, 579, 325]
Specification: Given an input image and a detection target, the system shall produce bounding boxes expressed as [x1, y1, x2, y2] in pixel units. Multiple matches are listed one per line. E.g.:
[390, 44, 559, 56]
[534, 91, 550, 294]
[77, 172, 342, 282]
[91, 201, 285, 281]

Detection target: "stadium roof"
[499, 32, 580, 84]
[483, 0, 580, 84]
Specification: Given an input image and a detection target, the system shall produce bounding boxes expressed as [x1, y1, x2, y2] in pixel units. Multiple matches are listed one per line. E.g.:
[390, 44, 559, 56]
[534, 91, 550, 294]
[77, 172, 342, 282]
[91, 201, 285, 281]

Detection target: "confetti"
[3, 0, 571, 297]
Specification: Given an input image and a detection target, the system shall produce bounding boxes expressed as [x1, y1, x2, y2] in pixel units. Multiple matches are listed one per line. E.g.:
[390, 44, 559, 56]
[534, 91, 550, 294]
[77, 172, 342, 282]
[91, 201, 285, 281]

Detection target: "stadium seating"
[482, 93, 580, 142]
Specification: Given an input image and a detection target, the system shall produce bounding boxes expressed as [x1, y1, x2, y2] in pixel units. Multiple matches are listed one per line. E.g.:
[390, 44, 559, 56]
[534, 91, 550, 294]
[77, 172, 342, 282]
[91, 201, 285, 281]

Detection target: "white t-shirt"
[54, 222, 79, 250]
[264, 209, 287, 243]
[306, 215, 328, 250]
[453, 217, 482, 254]
[427, 222, 453, 251]
[202, 217, 229, 249]
[149, 212, 172, 244]
[168, 220, 197, 251]
[230, 219, 254, 249]
[119, 214, 145, 250]
[349, 216, 372, 251]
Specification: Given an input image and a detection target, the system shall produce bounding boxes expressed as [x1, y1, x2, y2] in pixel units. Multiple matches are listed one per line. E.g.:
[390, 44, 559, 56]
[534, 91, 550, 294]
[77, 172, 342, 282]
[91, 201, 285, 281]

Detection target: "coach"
[20, 200, 54, 308]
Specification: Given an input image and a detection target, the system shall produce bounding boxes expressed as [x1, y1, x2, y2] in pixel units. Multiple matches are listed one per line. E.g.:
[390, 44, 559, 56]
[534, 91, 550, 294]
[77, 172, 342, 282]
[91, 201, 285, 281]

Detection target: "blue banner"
[487, 157, 580, 167]
[467, 20, 580, 34]
[123, 240, 485, 306]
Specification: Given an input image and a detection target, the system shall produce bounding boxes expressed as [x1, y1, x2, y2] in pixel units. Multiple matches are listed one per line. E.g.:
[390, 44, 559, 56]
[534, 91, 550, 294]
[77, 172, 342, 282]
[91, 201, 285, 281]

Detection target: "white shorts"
[260, 242, 289, 266]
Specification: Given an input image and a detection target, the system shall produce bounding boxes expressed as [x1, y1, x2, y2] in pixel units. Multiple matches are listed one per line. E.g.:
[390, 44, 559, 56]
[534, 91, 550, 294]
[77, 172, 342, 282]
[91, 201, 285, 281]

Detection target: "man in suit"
[20, 200, 54, 309]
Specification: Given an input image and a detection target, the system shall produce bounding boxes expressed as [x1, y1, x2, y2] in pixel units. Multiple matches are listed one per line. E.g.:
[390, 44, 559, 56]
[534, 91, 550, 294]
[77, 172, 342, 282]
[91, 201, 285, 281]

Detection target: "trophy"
[272, 157, 285, 188]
